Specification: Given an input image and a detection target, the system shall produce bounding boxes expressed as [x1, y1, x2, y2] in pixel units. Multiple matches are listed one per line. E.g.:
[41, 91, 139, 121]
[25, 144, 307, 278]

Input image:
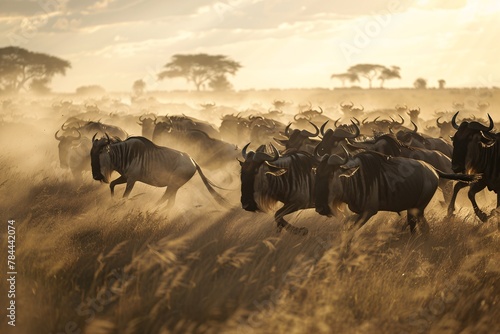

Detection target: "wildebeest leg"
[439, 179, 453, 207]
[110, 175, 127, 196]
[353, 211, 375, 229]
[157, 186, 180, 208]
[447, 182, 468, 217]
[407, 212, 418, 234]
[468, 181, 488, 222]
[275, 204, 308, 236]
[122, 180, 136, 198]
[418, 210, 430, 235]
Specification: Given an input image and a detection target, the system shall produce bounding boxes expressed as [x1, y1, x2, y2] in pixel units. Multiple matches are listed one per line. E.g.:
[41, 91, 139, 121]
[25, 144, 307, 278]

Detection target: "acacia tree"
[330, 72, 359, 88]
[0, 46, 71, 94]
[378, 66, 401, 88]
[209, 75, 233, 92]
[347, 64, 386, 88]
[414, 77, 427, 89]
[158, 54, 241, 91]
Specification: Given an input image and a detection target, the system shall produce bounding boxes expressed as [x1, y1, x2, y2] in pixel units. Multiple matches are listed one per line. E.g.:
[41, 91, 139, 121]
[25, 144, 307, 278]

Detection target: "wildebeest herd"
[54, 100, 498, 236]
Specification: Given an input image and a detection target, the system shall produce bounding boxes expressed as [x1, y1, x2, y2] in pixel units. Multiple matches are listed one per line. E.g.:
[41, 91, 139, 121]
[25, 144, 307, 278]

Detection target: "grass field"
[1, 88, 499, 334]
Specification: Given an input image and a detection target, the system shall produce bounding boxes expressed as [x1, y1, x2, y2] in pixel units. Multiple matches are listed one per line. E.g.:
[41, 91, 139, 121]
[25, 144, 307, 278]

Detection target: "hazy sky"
[1, 0, 498, 92]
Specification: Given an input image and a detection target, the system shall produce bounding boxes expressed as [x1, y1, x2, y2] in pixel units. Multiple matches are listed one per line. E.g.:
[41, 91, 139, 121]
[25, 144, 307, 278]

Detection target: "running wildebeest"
[449, 111, 499, 221]
[315, 148, 479, 234]
[239, 143, 318, 235]
[90, 135, 226, 207]
[55, 129, 92, 180]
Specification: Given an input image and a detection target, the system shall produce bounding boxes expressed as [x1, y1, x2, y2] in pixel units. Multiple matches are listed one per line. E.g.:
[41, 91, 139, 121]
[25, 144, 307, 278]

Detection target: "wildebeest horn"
[92, 132, 98, 141]
[242, 142, 251, 159]
[61, 121, 69, 130]
[469, 114, 494, 132]
[373, 116, 380, 124]
[396, 114, 405, 125]
[436, 116, 443, 128]
[71, 129, 81, 141]
[105, 133, 110, 143]
[334, 118, 341, 128]
[139, 115, 145, 122]
[285, 123, 292, 137]
[359, 104, 364, 112]
[253, 143, 279, 163]
[300, 121, 320, 137]
[411, 121, 418, 132]
[317, 106, 323, 114]
[327, 145, 349, 166]
[451, 111, 460, 130]
[54, 130, 63, 141]
[320, 121, 329, 136]
[362, 117, 368, 125]
[352, 117, 360, 125]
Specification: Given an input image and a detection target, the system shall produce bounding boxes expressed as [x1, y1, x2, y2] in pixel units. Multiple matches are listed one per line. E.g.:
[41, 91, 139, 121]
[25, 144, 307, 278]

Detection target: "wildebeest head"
[90, 133, 111, 182]
[239, 143, 280, 212]
[314, 147, 350, 216]
[314, 120, 360, 156]
[55, 130, 81, 169]
[450, 111, 494, 173]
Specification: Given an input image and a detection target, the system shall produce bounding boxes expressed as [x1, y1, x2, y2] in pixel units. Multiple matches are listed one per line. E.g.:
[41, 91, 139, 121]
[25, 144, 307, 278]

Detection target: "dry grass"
[1, 90, 499, 334]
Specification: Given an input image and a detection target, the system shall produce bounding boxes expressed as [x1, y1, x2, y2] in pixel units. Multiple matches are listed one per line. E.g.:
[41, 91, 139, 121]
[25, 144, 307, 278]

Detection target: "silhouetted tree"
[209, 75, 233, 92]
[414, 77, 427, 89]
[330, 72, 359, 87]
[438, 79, 446, 89]
[158, 53, 241, 91]
[30, 77, 51, 95]
[378, 66, 401, 88]
[0, 46, 70, 94]
[347, 64, 386, 88]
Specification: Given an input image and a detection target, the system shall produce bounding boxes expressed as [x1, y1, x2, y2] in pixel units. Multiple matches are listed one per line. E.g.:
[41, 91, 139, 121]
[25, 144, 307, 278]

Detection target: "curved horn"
[139, 114, 145, 122]
[469, 114, 494, 132]
[320, 121, 329, 136]
[436, 116, 443, 128]
[105, 133, 110, 144]
[317, 106, 323, 114]
[334, 118, 341, 128]
[451, 111, 460, 130]
[362, 117, 369, 125]
[54, 130, 63, 141]
[242, 142, 251, 159]
[92, 132, 98, 141]
[285, 123, 292, 137]
[411, 121, 418, 133]
[300, 121, 320, 137]
[352, 117, 360, 125]
[397, 114, 405, 125]
[359, 104, 364, 112]
[253, 143, 279, 163]
[61, 121, 69, 131]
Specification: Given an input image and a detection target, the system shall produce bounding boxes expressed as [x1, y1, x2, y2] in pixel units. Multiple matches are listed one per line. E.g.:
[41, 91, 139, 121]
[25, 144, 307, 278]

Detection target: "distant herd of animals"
[53, 100, 499, 235]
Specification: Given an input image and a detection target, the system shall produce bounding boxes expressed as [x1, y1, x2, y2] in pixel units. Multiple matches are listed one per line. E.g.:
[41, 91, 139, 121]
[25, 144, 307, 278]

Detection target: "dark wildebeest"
[274, 122, 320, 154]
[240, 143, 318, 235]
[63, 120, 128, 139]
[314, 120, 360, 156]
[54, 130, 92, 180]
[449, 112, 499, 221]
[152, 126, 240, 171]
[315, 148, 479, 233]
[137, 114, 157, 140]
[346, 134, 455, 205]
[90, 135, 226, 207]
[395, 121, 453, 158]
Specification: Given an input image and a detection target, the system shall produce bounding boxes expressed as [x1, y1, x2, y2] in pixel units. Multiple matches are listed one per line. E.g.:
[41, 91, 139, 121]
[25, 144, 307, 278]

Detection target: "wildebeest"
[449, 112, 498, 221]
[240, 143, 318, 235]
[346, 134, 455, 205]
[395, 121, 453, 158]
[54, 130, 92, 180]
[62, 119, 128, 139]
[137, 114, 157, 140]
[314, 120, 360, 156]
[315, 148, 479, 233]
[274, 122, 320, 153]
[90, 135, 227, 207]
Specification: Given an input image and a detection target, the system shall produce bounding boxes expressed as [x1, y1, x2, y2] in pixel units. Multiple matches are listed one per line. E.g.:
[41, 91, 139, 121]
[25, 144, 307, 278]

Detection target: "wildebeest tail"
[193, 161, 229, 206]
[436, 170, 482, 183]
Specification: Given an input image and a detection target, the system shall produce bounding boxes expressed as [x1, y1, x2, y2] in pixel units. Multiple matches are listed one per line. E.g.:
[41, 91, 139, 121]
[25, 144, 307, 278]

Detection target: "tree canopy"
[158, 53, 242, 91]
[414, 77, 427, 89]
[347, 64, 386, 88]
[0, 46, 71, 94]
[378, 66, 401, 88]
[330, 72, 359, 88]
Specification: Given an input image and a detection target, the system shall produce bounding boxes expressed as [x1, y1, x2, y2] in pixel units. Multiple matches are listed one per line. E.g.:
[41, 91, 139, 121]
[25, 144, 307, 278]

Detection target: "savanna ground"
[1, 88, 500, 334]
